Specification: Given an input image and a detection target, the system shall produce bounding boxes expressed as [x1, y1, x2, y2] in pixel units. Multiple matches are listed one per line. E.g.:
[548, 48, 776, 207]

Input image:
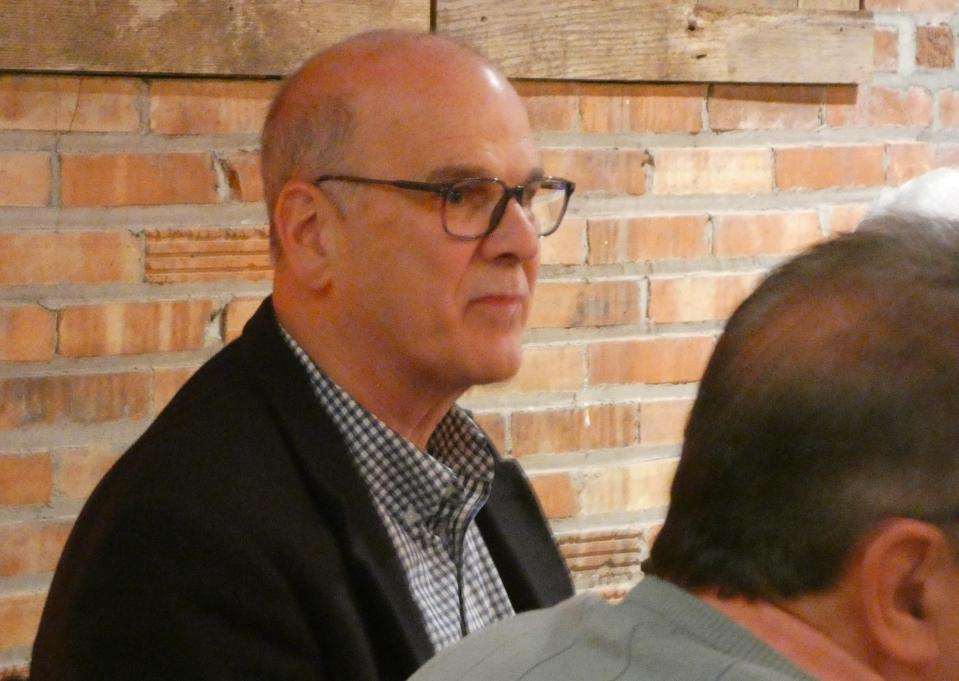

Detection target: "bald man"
[31, 32, 574, 681]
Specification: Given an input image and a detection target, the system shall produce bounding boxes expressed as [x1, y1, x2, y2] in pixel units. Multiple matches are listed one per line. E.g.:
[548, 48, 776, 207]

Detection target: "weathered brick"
[589, 336, 714, 385]
[580, 457, 678, 514]
[887, 142, 935, 185]
[224, 296, 265, 342]
[0, 305, 56, 362]
[471, 412, 506, 454]
[528, 280, 639, 329]
[0, 371, 151, 430]
[0, 454, 53, 506]
[708, 85, 822, 131]
[0, 152, 50, 207]
[150, 79, 277, 134]
[649, 272, 764, 324]
[513, 81, 579, 131]
[145, 227, 272, 284]
[587, 215, 709, 264]
[640, 399, 694, 446]
[713, 211, 822, 257]
[58, 299, 213, 358]
[540, 147, 647, 194]
[874, 27, 899, 72]
[0, 521, 72, 577]
[829, 204, 870, 234]
[56, 445, 122, 500]
[775, 145, 885, 190]
[939, 89, 959, 128]
[0, 231, 141, 286]
[154, 366, 198, 412]
[511, 404, 639, 456]
[916, 23, 955, 69]
[825, 86, 933, 127]
[580, 83, 704, 134]
[558, 528, 646, 589]
[934, 144, 959, 167]
[541, 216, 586, 265]
[652, 148, 773, 195]
[468, 346, 584, 395]
[221, 151, 263, 202]
[0, 591, 46, 650]
[0, 75, 139, 132]
[529, 472, 577, 519]
[61, 153, 218, 207]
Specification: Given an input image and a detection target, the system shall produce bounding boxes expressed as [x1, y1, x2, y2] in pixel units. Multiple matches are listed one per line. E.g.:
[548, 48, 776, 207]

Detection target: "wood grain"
[437, 0, 872, 83]
[0, 0, 428, 76]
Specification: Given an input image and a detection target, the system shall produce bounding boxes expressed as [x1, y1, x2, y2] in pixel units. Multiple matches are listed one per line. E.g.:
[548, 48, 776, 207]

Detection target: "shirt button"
[402, 509, 420, 526]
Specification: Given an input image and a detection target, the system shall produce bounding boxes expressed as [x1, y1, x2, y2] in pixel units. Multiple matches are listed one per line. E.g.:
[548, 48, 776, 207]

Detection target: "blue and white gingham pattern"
[280, 327, 514, 650]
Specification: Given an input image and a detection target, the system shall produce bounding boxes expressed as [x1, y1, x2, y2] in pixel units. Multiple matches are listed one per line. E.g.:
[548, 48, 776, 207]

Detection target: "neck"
[273, 291, 460, 450]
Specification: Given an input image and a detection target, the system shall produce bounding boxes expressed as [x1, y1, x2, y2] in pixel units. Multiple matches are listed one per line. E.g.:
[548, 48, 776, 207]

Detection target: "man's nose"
[480, 196, 540, 261]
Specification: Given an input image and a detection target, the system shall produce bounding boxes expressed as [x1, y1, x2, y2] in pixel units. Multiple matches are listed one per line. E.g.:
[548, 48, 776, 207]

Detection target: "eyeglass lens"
[443, 179, 568, 238]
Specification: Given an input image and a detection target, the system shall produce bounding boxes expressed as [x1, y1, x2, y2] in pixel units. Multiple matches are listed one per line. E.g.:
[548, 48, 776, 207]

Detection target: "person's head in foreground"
[411, 213, 959, 681]
[869, 167, 959, 222]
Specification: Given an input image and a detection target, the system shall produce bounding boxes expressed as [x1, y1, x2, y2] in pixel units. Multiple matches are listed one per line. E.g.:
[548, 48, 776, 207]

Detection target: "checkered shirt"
[280, 327, 515, 651]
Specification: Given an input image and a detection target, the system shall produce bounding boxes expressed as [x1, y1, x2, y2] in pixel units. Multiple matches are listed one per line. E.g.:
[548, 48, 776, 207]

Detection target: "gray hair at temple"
[867, 167, 959, 222]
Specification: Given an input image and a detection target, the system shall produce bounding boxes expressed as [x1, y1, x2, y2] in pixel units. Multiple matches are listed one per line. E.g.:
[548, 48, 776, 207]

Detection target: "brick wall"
[1, 1, 958, 672]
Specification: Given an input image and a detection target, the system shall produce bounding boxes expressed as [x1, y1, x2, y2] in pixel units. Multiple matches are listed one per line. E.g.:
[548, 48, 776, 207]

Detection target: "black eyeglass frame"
[313, 174, 576, 241]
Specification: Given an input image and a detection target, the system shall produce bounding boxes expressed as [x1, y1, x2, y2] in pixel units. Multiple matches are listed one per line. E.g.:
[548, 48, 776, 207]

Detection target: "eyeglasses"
[313, 175, 575, 240]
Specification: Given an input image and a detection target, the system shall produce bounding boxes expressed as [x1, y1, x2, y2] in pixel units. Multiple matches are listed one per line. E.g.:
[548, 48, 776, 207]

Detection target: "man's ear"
[273, 180, 340, 290]
[857, 518, 952, 667]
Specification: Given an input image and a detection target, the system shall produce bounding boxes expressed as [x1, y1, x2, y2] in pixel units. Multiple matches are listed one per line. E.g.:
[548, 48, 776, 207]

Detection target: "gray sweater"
[410, 577, 818, 681]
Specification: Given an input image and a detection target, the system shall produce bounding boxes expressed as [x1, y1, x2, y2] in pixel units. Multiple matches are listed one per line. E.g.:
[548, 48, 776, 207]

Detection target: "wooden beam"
[437, 0, 873, 83]
[0, 0, 429, 77]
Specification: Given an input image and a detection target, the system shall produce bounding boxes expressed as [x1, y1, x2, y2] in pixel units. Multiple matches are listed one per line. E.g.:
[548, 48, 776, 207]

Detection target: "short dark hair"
[645, 215, 959, 600]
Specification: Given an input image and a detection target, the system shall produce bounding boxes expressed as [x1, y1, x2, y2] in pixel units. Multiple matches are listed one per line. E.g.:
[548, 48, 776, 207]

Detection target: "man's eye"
[447, 188, 466, 206]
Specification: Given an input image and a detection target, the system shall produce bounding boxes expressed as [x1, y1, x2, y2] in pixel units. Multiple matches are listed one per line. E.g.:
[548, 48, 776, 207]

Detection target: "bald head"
[260, 31, 512, 254]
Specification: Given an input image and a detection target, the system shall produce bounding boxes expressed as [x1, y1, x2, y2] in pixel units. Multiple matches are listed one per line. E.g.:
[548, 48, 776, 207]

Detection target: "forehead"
[348, 56, 538, 179]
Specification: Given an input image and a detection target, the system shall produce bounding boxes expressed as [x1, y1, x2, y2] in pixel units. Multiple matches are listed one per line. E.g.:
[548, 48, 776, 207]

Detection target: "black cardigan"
[31, 298, 573, 681]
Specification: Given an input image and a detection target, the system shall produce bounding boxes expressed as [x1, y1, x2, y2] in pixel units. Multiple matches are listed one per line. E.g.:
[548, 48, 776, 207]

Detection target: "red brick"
[558, 528, 644, 579]
[468, 346, 584, 396]
[775, 145, 885, 190]
[57, 446, 121, 500]
[580, 83, 704, 134]
[540, 148, 647, 195]
[589, 336, 714, 385]
[829, 204, 870, 234]
[940, 90, 959, 128]
[825, 86, 933, 127]
[0, 371, 151, 430]
[0, 305, 56, 362]
[0, 152, 50, 206]
[709, 85, 822, 131]
[224, 296, 265, 342]
[640, 399, 694, 446]
[529, 472, 577, 519]
[0, 231, 141, 286]
[713, 211, 822, 258]
[934, 144, 959, 167]
[649, 272, 764, 324]
[513, 81, 579, 131]
[154, 366, 198, 412]
[528, 281, 639, 329]
[471, 412, 506, 454]
[0, 521, 72, 577]
[579, 457, 678, 514]
[652, 147, 773, 195]
[511, 404, 639, 456]
[887, 143, 935, 185]
[150, 79, 277, 134]
[587, 215, 709, 264]
[0, 454, 53, 506]
[58, 299, 213, 358]
[874, 28, 899, 72]
[541, 216, 586, 266]
[61, 153, 218, 207]
[0, 591, 46, 650]
[222, 151, 263, 202]
[0, 75, 139, 132]
[916, 24, 955, 69]
[145, 227, 272, 284]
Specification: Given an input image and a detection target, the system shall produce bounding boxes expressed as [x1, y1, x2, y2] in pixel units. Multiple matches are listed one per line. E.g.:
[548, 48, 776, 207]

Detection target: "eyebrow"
[425, 165, 546, 184]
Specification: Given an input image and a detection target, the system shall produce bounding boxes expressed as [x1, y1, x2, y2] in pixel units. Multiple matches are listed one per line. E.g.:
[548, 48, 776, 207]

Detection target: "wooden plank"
[709, 0, 858, 8]
[437, 0, 873, 83]
[0, 0, 429, 76]
[798, 0, 859, 9]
